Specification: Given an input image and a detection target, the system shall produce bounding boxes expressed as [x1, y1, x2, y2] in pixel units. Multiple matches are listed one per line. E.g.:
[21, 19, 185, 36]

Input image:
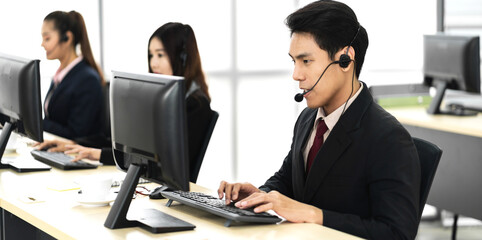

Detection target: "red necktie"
[306, 119, 328, 173]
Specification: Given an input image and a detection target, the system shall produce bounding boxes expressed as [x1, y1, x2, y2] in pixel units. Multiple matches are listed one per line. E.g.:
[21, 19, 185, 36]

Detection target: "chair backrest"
[413, 137, 442, 221]
[190, 110, 219, 183]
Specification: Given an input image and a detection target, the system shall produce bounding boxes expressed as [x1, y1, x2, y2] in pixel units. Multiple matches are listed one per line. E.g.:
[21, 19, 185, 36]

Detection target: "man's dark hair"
[286, 0, 369, 78]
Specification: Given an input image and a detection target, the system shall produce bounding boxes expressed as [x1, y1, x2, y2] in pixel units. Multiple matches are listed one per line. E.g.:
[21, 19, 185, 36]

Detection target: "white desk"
[0, 149, 362, 240]
[386, 107, 482, 138]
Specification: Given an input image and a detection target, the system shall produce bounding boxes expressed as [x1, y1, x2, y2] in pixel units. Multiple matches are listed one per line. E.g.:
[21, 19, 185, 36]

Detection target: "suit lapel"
[292, 109, 317, 200]
[48, 61, 83, 110]
[302, 124, 352, 203]
[301, 82, 373, 203]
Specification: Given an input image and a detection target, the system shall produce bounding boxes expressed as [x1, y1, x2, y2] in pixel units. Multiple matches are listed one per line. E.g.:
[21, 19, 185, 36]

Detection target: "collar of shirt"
[53, 56, 83, 86]
[315, 81, 364, 133]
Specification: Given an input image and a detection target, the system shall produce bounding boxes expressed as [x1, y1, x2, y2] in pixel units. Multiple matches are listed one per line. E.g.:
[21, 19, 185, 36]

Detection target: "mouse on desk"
[447, 103, 465, 115]
[446, 103, 478, 116]
[149, 185, 169, 199]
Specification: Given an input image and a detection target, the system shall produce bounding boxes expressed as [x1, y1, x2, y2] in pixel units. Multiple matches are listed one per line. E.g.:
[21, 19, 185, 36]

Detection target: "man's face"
[289, 32, 346, 111]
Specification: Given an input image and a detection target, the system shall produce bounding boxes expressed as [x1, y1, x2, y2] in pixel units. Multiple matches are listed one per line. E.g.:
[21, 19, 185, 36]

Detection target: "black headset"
[58, 12, 70, 43]
[60, 33, 69, 42]
[335, 25, 361, 68]
[179, 26, 189, 69]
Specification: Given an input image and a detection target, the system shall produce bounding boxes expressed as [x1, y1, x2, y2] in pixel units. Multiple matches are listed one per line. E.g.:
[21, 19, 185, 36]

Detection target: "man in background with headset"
[218, 1, 421, 239]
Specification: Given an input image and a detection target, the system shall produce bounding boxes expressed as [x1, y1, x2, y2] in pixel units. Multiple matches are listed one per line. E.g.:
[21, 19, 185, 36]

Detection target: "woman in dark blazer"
[38, 22, 213, 182]
[41, 11, 104, 140]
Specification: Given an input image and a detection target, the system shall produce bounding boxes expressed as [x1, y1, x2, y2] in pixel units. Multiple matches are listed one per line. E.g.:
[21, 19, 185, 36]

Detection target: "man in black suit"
[218, 1, 421, 239]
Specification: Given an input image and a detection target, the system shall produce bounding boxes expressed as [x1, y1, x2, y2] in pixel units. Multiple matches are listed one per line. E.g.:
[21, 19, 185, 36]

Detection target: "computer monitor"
[104, 71, 193, 233]
[423, 34, 481, 115]
[0, 53, 43, 164]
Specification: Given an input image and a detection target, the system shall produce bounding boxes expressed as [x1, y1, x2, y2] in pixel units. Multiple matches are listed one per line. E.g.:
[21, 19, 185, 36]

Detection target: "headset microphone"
[294, 92, 304, 102]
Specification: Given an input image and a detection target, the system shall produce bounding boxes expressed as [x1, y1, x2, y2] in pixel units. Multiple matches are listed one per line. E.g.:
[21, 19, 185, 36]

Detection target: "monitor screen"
[423, 34, 481, 115]
[0, 53, 43, 162]
[104, 70, 192, 233]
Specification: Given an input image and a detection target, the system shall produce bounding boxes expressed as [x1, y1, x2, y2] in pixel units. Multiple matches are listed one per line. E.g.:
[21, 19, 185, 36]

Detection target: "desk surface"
[386, 106, 482, 138]
[0, 149, 362, 240]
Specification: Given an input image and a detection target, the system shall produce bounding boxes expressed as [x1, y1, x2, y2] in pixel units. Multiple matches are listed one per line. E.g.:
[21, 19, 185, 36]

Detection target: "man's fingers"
[224, 184, 233, 204]
[235, 192, 267, 209]
[253, 202, 273, 213]
[217, 181, 227, 199]
[232, 184, 241, 201]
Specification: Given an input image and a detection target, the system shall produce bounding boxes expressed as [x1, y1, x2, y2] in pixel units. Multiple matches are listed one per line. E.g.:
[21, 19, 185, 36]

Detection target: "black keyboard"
[30, 150, 98, 170]
[162, 191, 282, 227]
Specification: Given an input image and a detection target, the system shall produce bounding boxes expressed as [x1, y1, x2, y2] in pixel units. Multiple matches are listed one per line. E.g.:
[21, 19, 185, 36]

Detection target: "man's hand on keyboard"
[34, 139, 75, 152]
[234, 190, 324, 225]
[64, 144, 101, 162]
[217, 181, 263, 205]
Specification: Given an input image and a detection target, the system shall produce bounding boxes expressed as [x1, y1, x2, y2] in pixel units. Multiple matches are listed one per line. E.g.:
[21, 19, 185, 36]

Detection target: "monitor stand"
[104, 164, 195, 233]
[1, 122, 15, 168]
[427, 81, 477, 116]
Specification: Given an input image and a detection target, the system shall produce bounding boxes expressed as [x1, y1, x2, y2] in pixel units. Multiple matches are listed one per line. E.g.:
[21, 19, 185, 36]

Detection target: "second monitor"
[104, 70, 194, 233]
[423, 34, 481, 115]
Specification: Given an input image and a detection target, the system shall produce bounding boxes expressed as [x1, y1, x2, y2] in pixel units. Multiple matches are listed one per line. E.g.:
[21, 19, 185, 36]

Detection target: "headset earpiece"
[338, 54, 351, 68]
[60, 33, 69, 42]
[337, 25, 361, 69]
[180, 25, 189, 70]
[180, 51, 187, 69]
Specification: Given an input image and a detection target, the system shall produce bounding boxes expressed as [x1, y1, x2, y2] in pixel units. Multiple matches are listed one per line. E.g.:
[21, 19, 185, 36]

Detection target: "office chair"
[190, 110, 219, 183]
[413, 137, 442, 222]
